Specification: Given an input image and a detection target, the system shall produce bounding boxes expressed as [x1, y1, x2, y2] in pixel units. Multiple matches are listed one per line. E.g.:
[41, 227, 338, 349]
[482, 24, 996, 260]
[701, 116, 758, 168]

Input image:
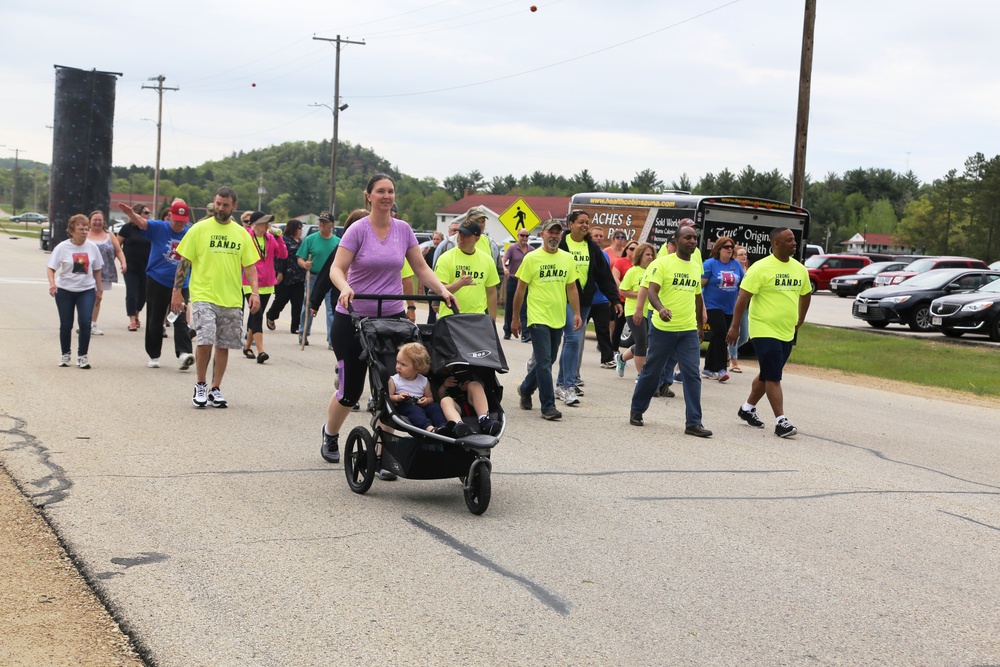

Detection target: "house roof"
[845, 232, 901, 246]
[438, 194, 571, 222]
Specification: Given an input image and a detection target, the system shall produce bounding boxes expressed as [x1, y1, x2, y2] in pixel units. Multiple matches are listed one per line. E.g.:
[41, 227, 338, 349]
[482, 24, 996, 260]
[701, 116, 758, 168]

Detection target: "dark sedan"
[852, 269, 1000, 331]
[829, 261, 907, 298]
[930, 279, 1000, 341]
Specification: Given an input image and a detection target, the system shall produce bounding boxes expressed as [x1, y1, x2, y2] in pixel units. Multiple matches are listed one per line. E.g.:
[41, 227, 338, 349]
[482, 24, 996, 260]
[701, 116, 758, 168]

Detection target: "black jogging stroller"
[342, 294, 508, 515]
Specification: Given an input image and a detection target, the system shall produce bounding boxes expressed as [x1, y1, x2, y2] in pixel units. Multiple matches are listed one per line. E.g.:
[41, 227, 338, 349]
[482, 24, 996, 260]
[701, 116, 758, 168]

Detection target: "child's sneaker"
[478, 416, 502, 436]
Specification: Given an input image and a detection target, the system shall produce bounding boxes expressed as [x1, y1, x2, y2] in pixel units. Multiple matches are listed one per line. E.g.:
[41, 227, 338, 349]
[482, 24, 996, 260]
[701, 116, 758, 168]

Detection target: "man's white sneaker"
[178, 353, 195, 370]
[77, 355, 91, 369]
[147, 358, 160, 368]
[562, 386, 580, 406]
[207, 386, 228, 408]
[192, 382, 208, 408]
[59, 354, 71, 367]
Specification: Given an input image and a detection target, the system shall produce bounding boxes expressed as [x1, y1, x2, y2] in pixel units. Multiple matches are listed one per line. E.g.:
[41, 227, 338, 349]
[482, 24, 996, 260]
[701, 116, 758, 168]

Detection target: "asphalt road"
[2, 234, 999, 666]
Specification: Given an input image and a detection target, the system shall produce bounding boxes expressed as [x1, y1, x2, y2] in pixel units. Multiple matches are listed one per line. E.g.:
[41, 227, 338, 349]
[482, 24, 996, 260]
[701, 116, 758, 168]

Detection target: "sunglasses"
[722, 245, 734, 250]
[614, 235, 626, 240]
[518, 234, 529, 238]
[626, 246, 637, 251]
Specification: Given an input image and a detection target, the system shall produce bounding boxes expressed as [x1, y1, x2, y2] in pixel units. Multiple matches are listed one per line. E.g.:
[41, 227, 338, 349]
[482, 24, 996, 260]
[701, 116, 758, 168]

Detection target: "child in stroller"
[389, 342, 470, 436]
[436, 369, 502, 436]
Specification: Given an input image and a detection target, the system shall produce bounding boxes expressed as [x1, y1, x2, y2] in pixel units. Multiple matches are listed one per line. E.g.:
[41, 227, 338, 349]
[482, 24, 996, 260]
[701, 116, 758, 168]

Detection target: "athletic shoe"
[655, 384, 675, 398]
[503, 333, 511, 340]
[629, 411, 644, 426]
[541, 407, 562, 421]
[684, 424, 713, 438]
[615, 352, 626, 377]
[554, 386, 567, 402]
[738, 407, 765, 428]
[674, 372, 683, 383]
[520, 333, 531, 343]
[77, 355, 90, 369]
[702, 369, 719, 380]
[562, 386, 580, 406]
[59, 354, 71, 367]
[601, 360, 617, 369]
[206, 386, 228, 408]
[572, 384, 584, 397]
[717, 370, 730, 382]
[576, 378, 585, 387]
[454, 421, 473, 438]
[479, 416, 502, 436]
[90, 324, 103, 336]
[178, 353, 194, 370]
[519, 389, 532, 411]
[321, 427, 340, 463]
[192, 382, 208, 408]
[377, 469, 398, 481]
[147, 357, 160, 368]
[775, 418, 797, 438]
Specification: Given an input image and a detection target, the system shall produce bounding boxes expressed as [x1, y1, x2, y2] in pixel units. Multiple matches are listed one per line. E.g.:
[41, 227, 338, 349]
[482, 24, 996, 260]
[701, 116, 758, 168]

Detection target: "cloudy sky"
[2, 0, 996, 189]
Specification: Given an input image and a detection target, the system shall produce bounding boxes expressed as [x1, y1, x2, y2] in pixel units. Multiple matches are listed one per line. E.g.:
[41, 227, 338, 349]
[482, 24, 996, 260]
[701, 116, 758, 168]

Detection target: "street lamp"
[310, 101, 349, 215]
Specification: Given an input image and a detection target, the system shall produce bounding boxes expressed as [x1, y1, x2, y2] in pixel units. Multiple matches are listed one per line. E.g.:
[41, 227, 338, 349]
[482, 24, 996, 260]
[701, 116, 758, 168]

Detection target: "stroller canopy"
[430, 314, 508, 375]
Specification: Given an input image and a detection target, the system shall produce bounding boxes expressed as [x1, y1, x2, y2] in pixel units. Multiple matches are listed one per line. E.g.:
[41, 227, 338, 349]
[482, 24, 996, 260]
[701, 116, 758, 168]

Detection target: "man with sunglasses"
[502, 228, 534, 340]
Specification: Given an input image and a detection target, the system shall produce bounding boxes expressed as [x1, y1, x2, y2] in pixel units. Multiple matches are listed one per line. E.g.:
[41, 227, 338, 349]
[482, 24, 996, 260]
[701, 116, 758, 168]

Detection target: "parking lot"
[3, 235, 1000, 666]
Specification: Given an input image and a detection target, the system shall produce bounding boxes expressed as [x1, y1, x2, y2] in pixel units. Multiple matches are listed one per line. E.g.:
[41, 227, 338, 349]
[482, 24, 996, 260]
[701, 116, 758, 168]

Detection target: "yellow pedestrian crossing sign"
[498, 197, 541, 237]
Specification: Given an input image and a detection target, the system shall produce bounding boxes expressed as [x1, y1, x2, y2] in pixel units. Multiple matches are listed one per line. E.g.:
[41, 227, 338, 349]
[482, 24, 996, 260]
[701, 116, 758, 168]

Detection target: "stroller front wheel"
[463, 458, 492, 515]
[344, 426, 377, 494]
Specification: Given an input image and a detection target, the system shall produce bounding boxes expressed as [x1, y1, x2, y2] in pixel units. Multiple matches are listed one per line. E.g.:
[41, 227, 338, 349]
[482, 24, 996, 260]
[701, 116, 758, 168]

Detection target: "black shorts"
[751, 337, 793, 382]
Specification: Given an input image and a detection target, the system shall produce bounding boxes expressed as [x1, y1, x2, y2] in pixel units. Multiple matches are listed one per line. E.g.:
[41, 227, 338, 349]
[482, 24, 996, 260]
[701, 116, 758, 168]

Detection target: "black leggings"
[705, 309, 733, 373]
[266, 280, 304, 333]
[331, 310, 404, 406]
[244, 292, 273, 335]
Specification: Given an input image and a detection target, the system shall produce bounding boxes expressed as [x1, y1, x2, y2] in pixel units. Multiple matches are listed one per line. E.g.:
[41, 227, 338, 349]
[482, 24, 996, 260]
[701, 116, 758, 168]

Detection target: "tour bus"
[567, 192, 811, 264]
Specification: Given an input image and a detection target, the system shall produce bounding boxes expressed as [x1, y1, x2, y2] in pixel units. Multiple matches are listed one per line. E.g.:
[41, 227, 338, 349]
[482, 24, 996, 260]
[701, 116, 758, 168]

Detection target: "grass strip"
[793, 323, 1000, 397]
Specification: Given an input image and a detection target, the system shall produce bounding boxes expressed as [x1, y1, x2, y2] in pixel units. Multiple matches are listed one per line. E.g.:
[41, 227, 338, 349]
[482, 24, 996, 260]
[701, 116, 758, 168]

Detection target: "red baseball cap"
[170, 200, 191, 222]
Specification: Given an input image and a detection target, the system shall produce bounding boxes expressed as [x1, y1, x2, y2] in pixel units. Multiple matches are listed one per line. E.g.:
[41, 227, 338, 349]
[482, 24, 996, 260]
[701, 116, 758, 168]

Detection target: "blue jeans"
[519, 324, 563, 412]
[631, 328, 703, 426]
[557, 304, 590, 389]
[503, 276, 527, 337]
[649, 315, 677, 386]
[55, 288, 96, 356]
[301, 288, 334, 344]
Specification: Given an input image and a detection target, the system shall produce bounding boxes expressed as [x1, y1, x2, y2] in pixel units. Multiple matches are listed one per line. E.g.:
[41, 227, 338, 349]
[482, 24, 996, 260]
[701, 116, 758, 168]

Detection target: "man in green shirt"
[434, 220, 500, 319]
[296, 211, 340, 347]
[727, 227, 811, 438]
[511, 219, 581, 421]
[173, 186, 260, 409]
[629, 225, 712, 437]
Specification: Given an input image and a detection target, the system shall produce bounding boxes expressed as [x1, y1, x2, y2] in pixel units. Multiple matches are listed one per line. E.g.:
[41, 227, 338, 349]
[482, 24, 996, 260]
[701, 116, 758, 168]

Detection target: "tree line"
[3, 144, 998, 262]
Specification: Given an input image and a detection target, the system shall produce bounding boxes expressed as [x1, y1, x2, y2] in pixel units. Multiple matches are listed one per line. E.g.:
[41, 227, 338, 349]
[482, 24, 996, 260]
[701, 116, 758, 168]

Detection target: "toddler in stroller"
[389, 342, 472, 437]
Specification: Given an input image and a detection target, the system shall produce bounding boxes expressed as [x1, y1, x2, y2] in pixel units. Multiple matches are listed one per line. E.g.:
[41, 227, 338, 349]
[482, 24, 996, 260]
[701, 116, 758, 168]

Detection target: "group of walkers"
[47, 174, 812, 463]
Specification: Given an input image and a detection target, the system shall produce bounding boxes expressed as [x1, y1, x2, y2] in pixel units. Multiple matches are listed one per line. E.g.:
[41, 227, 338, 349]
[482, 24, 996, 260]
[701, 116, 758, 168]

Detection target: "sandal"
[730, 365, 742, 373]
[243, 349, 256, 359]
[256, 352, 269, 364]
[266, 318, 276, 331]
[128, 322, 139, 332]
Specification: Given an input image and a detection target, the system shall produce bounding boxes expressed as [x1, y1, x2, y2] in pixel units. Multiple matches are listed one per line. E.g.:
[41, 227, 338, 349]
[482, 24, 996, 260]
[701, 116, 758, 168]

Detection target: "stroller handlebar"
[349, 293, 458, 317]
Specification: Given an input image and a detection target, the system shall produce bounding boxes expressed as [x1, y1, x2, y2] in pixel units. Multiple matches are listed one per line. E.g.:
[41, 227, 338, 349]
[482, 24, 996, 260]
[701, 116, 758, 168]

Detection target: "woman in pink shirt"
[242, 212, 287, 364]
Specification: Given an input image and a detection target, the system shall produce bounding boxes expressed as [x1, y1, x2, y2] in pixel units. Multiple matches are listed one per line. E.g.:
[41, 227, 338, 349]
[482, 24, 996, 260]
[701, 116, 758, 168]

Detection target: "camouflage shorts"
[191, 302, 244, 349]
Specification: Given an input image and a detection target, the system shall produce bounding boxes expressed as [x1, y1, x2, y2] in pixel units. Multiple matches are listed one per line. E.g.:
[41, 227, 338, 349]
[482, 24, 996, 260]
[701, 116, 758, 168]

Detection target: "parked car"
[803, 243, 825, 260]
[929, 278, 1000, 341]
[11, 211, 48, 223]
[829, 261, 908, 298]
[40, 226, 51, 251]
[853, 268, 1000, 331]
[989, 260, 1000, 271]
[804, 254, 871, 293]
[873, 256, 988, 287]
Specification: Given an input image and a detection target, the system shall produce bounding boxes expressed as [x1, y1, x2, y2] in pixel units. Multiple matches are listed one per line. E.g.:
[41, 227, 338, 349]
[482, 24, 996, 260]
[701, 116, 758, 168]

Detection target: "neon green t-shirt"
[644, 247, 701, 314]
[177, 219, 261, 308]
[515, 249, 578, 329]
[620, 264, 645, 317]
[644, 253, 703, 332]
[434, 247, 500, 317]
[740, 254, 810, 341]
[565, 236, 591, 288]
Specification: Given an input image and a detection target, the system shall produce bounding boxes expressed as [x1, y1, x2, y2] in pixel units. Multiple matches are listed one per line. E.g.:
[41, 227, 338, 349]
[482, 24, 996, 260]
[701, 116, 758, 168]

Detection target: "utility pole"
[790, 0, 817, 209]
[142, 75, 178, 216]
[312, 35, 365, 216]
[258, 173, 265, 210]
[9, 148, 25, 215]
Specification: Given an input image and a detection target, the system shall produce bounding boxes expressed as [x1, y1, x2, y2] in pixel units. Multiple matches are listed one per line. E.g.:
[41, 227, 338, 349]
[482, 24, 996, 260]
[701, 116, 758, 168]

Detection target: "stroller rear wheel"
[463, 458, 492, 515]
[344, 426, 377, 494]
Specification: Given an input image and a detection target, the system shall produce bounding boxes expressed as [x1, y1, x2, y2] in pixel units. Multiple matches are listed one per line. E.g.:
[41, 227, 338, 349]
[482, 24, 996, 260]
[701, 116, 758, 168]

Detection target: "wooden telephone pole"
[790, 0, 817, 208]
[142, 76, 178, 215]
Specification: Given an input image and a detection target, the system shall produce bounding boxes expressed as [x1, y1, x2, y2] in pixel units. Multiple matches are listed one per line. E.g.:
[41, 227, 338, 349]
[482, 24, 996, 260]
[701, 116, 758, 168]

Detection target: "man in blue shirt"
[117, 200, 194, 370]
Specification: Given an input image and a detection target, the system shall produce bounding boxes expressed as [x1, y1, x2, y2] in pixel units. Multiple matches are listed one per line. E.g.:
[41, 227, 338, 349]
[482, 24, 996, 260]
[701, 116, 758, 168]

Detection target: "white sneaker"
[702, 369, 719, 380]
[147, 358, 160, 368]
[192, 382, 208, 408]
[554, 386, 566, 402]
[178, 353, 194, 370]
[77, 355, 91, 369]
[90, 323, 104, 336]
[59, 354, 71, 367]
[562, 386, 580, 406]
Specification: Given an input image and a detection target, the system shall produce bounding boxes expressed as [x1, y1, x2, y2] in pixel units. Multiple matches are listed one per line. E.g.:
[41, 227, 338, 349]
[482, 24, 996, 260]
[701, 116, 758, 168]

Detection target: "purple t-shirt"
[336, 216, 418, 317]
